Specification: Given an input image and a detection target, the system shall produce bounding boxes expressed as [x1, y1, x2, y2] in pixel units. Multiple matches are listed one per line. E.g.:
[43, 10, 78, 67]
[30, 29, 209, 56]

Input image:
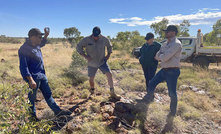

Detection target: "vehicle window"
[179, 39, 192, 46]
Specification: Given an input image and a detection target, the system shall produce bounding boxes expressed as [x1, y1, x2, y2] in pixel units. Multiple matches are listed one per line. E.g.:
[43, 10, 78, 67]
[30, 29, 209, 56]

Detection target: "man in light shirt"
[77, 26, 121, 101]
[136, 25, 182, 116]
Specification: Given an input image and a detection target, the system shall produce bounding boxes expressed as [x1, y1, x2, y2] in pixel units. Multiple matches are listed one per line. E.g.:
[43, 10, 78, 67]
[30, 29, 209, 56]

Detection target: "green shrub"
[70, 49, 87, 69]
[0, 83, 53, 133]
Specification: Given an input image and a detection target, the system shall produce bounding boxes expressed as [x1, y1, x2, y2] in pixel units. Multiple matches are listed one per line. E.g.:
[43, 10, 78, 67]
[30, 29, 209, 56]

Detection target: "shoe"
[89, 88, 95, 94]
[110, 89, 121, 101]
[55, 109, 72, 117]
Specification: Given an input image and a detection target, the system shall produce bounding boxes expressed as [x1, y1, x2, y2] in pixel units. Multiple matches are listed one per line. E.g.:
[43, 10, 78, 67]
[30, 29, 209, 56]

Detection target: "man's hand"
[104, 53, 111, 61]
[29, 79, 37, 89]
[44, 27, 50, 39]
[154, 56, 161, 61]
[85, 55, 92, 61]
[26, 76, 37, 89]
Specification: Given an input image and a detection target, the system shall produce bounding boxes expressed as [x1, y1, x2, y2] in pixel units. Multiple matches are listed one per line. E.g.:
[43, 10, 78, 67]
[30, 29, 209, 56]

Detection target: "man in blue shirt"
[18, 28, 71, 121]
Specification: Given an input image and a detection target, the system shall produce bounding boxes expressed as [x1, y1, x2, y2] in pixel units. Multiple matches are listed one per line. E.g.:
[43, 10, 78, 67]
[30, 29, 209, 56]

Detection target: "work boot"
[89, 88, 95, 94]
[110, 88, 121, 101]
[55, 109, 72, 117]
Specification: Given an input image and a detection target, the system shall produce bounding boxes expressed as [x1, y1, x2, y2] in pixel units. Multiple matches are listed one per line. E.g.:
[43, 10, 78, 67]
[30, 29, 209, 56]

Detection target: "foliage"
[63, 27, 82, 46]
[0, 36, 22, 44]
[150, 18, 169, 41]
[46, 37, 66, 44]
[178, 20, 191, 37]
[204, 19, 221, 46]
[0, 82, 53, 133]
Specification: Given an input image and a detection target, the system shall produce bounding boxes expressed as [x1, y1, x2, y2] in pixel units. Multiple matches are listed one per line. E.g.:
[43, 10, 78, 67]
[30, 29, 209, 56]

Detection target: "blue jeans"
[28, 77, 61, 116]
[142, 65, 158, 92]
[144, 68, 180, 116]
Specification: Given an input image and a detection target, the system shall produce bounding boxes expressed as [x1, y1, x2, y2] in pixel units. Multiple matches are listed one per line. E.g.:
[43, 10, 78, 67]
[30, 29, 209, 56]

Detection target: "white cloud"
[109, 8, 221, 26]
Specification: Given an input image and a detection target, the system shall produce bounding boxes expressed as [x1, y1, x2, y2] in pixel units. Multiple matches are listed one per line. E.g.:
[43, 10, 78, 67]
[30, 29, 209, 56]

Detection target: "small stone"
[196, 90, 206, 95]
[102, 113, 110, 121]
[74, 108, 81, 114]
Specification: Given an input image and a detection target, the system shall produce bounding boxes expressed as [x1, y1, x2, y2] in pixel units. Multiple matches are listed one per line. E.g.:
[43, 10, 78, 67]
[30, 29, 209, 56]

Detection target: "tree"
[179, 20, 191, 37]
[131, 30, 140, 37]
[150, 18, 169, 41]
[63, 27, 81, 45]
[204, 19, 221, 46]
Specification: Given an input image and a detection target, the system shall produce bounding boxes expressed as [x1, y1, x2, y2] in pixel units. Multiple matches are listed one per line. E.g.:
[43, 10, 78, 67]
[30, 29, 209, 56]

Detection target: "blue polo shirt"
[18, 38, 47, 82]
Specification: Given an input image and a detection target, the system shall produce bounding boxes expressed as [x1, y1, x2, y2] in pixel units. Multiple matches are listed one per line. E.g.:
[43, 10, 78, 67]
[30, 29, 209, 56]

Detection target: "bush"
[70, 49, 87, 69]
[0, 83, 53, 133]
[0, 36, 22, 44]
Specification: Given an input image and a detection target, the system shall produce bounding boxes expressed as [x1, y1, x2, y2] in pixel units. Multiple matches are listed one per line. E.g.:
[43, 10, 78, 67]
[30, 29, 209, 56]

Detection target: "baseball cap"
[28, 28, 45, 37]
[92, 27, 101, 37]
[163, 25, 178, 33]
[144, 32, 154, 40]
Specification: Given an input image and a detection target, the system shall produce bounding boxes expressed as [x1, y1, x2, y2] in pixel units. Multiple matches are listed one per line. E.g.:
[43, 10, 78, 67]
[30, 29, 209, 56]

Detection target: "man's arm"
[38, 27, 49, 47]
[76, 38, 92, 61]
[18, 50, 36, 89]
[158, 43, 181, 62]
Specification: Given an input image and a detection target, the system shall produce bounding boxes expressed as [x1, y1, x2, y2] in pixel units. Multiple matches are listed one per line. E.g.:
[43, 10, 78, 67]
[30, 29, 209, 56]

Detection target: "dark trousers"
[142, 65, 158, 92]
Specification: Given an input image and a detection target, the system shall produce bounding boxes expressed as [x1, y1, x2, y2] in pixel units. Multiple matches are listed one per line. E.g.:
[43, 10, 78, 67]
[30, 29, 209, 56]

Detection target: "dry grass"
[1, 42, 221, 133]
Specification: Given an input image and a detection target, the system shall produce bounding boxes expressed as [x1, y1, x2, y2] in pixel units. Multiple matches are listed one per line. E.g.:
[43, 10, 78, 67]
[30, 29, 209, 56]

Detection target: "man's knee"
[169, 91, 177, 99]
[89, 77, 95, 81]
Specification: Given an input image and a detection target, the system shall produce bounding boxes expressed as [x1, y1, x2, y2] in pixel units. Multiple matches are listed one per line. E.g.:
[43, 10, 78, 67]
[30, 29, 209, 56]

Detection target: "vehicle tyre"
[193, 57, 209, 68]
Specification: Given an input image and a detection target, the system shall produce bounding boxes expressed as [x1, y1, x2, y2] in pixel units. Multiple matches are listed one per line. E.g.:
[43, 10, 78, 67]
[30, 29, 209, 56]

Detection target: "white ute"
[179, 29, 221, 68]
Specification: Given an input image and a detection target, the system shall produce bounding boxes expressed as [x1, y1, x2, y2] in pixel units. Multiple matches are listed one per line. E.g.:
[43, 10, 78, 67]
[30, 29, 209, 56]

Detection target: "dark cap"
[144, 32, 154, 40]
[163, 25, 178, 33]
[92, 26, 101, 37]
[28, 28, 44, 37]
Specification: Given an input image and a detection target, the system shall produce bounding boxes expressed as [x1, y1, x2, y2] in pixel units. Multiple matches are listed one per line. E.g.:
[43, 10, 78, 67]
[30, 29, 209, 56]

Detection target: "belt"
[162, 67, 180, 71]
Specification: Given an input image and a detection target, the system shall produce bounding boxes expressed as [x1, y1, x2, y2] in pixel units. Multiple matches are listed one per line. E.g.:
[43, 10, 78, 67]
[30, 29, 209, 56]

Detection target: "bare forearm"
[26, 76, 34, 82]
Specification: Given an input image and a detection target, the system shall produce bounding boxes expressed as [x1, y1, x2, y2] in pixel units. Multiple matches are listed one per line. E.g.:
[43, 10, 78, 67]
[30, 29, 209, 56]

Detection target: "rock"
[100, 104, 114, 115]
[118, 113, 135, 126]
[66, 122, 82, 132]
[114, 102, 135, 113]
[155, 93, 163, 102]
[190, 86, 200, 92]
[102, 113, 110, 121]
[196, 90, 206, 95]
[74, 108, 81, 114]
[120, 97, 134, 103]
[179, 85, 190, 90]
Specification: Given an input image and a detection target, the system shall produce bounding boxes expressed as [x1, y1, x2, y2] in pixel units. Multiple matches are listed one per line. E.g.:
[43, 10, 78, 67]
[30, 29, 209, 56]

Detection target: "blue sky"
[0, 0, 221, 38]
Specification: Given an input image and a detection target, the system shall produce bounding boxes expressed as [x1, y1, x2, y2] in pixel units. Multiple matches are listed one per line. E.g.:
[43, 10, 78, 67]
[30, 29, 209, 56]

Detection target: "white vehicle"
[178, 29, 221, 68]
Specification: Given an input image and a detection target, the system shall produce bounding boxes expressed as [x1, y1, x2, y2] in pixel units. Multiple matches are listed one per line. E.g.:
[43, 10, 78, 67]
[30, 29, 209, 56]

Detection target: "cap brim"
[40, 33, 45, 35]
[163, 29, 167, 31]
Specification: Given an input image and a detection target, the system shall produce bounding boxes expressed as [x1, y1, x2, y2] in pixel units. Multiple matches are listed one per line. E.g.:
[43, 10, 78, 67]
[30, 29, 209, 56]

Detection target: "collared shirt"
[18, 38, 47, 81]
[155, 36, 182, 68]
[76, 34, 112, 68]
